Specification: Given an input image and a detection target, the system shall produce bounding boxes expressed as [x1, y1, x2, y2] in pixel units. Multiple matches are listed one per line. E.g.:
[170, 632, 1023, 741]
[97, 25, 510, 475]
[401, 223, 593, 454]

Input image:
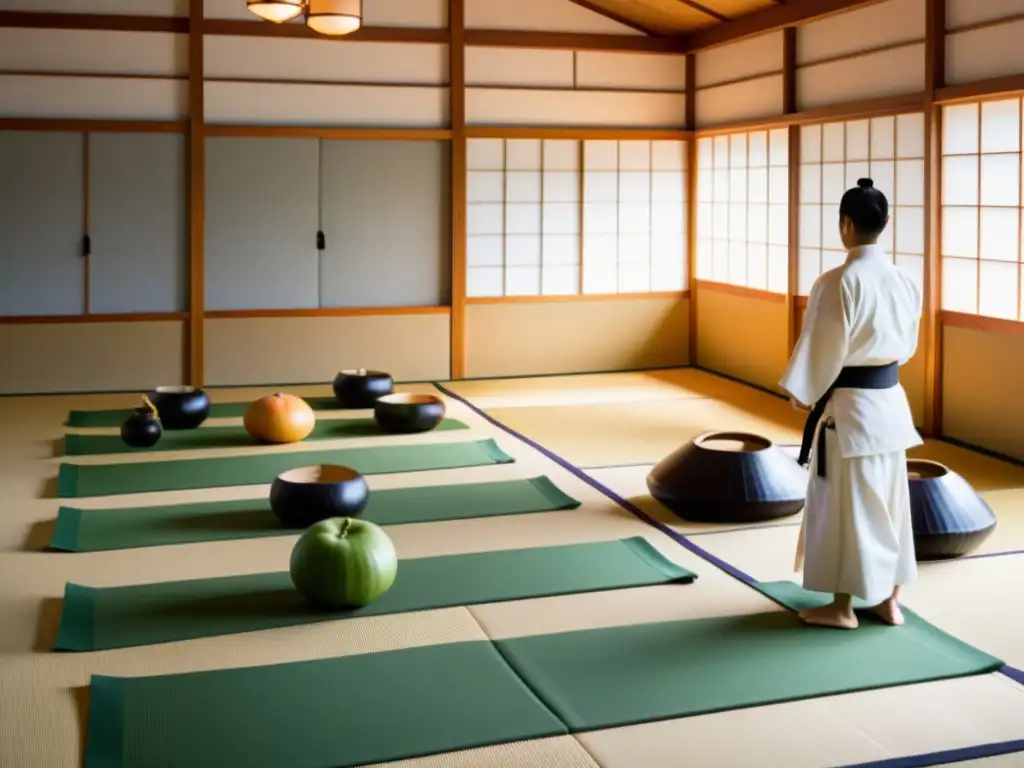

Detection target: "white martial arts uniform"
[780, 244, 923, 605]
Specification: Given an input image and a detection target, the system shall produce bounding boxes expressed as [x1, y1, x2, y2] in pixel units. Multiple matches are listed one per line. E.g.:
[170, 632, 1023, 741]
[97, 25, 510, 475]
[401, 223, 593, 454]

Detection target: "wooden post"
[449, 0, 467, 380]
[922, 0, 945, 436]
[187, 0, 205, 386]
[783, 26, 801, 354]
[685, 52, 698, 364]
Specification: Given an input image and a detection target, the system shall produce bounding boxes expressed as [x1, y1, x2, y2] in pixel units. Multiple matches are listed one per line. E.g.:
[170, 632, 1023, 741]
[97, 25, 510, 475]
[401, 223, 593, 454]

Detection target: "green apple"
[289, 517, 398, 608]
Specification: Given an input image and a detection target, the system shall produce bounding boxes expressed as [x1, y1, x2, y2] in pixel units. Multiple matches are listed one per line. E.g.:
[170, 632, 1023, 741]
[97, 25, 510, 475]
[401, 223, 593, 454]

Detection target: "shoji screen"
[581, 139, 688, 294]
[941, 99, 1023, 320]
[798, 114, 925, 296]
[695, 128, 789, 292]
[466, 137, 581, 298]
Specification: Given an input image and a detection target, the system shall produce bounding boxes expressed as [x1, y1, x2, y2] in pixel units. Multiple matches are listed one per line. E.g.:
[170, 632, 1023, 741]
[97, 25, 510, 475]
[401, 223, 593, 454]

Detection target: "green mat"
[82, 578, 1003, 768]
[495, 579, 1005, 732]
[64, 417, 468, 456]
[56, 438, 513, 498]
[49, 476, 580, 552]
[67, 396, 346, 428]
[55, 538, 695, 651]
[85, 641, 567, 768]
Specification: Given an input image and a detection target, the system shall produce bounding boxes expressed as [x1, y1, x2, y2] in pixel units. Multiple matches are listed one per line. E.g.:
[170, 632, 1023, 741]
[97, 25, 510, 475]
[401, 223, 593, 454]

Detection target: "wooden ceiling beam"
[682, 0, 887, 51]
[464, 29, 687, 52]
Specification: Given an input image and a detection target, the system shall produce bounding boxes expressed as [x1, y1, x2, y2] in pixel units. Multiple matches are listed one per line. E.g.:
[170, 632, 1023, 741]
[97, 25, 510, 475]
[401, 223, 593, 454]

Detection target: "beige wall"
[696, 286, 789, 394]
[0, 321, 185, 395]
[465, 296, 689, 379]
[203, 313, 451, 387]
[942, 323, 1024, 461]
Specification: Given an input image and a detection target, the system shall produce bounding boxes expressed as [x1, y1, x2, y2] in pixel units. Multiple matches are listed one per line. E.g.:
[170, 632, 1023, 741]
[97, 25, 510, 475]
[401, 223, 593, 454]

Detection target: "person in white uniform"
[779, 177, 923, 630]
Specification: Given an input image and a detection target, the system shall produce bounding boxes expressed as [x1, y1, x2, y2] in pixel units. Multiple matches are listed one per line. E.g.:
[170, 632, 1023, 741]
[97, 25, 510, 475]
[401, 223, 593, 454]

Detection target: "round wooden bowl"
[332, 369, 394, 409]
[646, 431, 808, 523]
[374, 393, 446, 434]
[269, 465, 370, 528]
[908, 459, 997, 560]
[146, 385, 211, 430]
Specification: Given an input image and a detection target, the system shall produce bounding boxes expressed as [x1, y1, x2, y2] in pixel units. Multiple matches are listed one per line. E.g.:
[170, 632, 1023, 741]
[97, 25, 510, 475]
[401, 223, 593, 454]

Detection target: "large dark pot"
[374, 393, 446, 434]
[146, 386, 211, 430]
[332, 369, 394, 409]
[120, 396, 163, 448]
[909, 459, 997, 560]
[647, 431, 808, 524]
[269, 465, 370, 528]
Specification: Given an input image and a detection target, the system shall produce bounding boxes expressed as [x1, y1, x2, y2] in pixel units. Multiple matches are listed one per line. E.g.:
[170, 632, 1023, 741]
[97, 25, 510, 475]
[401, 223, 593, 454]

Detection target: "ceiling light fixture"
[245, 0, 304, 23]
[246, 0, 362, 37]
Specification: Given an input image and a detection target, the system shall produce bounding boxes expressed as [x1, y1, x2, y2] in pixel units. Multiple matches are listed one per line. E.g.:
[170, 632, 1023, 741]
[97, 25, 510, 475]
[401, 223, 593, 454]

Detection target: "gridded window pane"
[941, 96, 1024, 321]
[466, 138, 585, 298]
[583, 139, 687, 295]
[979, 259, 1019, 319]
[942, 257, 978, 313]
[697, 128, 789, 293]
[797, 113, 925, 295]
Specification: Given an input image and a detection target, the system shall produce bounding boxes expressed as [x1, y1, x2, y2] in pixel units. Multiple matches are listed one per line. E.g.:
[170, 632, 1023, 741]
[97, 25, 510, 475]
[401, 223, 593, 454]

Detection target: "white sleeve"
[899, 280, 923, 366]
[779, 276, 851, 406]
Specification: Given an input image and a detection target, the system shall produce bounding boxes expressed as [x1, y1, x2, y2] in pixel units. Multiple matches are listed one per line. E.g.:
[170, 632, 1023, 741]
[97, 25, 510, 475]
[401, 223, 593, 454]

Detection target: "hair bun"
[857, 177, 874, 189]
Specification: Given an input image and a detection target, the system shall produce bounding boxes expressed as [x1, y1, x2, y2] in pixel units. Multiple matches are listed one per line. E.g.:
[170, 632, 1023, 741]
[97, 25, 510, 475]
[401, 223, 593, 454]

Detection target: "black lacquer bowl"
[332, 369, 394, 409]
[647, 431, 808, 523]
[146, 386, 211, 430]
[909, 459, 997, 560]
[374, 393, 446, 434]
[269, 465, 370, 528]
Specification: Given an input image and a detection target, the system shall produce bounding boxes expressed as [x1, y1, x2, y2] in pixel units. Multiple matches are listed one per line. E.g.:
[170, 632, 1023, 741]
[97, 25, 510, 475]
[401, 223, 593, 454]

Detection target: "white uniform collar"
[846, 243, 886, 261]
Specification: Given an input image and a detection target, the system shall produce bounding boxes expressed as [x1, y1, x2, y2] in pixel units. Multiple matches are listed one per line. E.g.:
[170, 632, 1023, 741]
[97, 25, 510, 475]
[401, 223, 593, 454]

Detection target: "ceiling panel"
[583, 0, 720, 34]
[698, 0, 779, 18]
[577, 0, 783, 35]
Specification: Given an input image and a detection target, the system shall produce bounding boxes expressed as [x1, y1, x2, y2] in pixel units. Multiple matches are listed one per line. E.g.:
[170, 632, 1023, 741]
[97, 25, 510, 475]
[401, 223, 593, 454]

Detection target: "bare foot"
[798, 603, 859, 629]
[869, 598, 905, 626]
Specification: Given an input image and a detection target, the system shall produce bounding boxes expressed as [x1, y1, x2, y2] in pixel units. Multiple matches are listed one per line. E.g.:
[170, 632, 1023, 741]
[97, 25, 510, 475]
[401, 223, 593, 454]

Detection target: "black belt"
[796, 363, 899, 478]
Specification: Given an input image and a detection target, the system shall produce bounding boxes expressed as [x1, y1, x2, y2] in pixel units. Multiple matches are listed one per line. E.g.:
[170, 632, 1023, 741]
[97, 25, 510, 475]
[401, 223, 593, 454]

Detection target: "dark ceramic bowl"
[332, 369, 394, 409]
[908, 459, 997, 560]
[146, 386, 211, 430]
[269, 465, 370, 528]
[374, 393, 446, 434]
[647, 431, 808, 524]
[120, 409, 163, 448]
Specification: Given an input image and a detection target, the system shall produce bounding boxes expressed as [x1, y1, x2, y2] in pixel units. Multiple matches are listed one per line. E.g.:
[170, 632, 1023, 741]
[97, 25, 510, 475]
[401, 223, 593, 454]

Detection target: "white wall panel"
[694, 31, 783, 88]
[204, 38, 447, 85]
[465, 0, 641, 34]
[797, 44, 925, 110]
[0, 75, 187, 120]
[467, 89, 685, 128]
[466, 47, 574, 88]
[947, 18, 1024, 85]
[947, 0, 1024, 29]
[695, 74, 783, 128]
[0, 29, 186, 77]
[203, 0, 447, 26]
[204, 81, 447, 126]
[0, 0, 185, 13]
[797, 0, 925, 65]
[575, 52, 687, 92]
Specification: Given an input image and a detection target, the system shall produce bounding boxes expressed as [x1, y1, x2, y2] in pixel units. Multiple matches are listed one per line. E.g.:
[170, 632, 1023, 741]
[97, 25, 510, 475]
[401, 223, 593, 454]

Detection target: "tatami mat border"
[429, 381, 1024, 690]
[840, 738, 1024, 768]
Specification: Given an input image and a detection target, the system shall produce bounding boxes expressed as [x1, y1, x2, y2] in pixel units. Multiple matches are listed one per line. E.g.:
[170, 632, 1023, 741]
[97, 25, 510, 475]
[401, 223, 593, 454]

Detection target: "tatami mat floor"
[1, 368, 1022, 767]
